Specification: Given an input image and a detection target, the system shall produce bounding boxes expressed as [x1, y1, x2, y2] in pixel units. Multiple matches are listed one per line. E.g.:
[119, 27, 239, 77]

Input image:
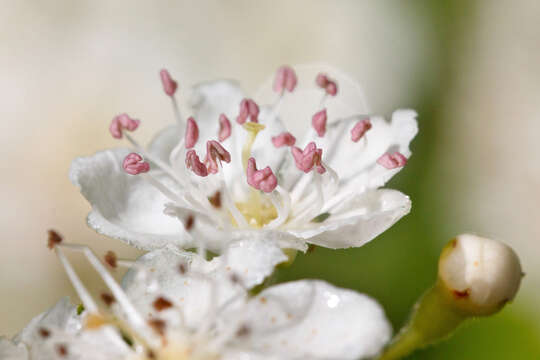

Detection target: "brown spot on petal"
[153, 297, 173, 311]
[236, 324, 251, 337]
[259, 297, 267, 304]
[104, 251, 117, 268]
[452, 288, 471, 299]
[148, 318, 166, 336]
[208, 191, 222, 209]
[47, 230, 63, 249]
[56, 344, 68, 357]
[178, 263, 187, 274]
[451, 239, 458, 248]
[185, 215, 195, 231]
[38, 327, 51, 338]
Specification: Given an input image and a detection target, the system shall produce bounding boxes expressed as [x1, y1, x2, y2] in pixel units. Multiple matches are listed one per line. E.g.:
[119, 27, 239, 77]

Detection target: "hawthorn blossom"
[2, 233, 392, 360]
[70, 64, 417, 252]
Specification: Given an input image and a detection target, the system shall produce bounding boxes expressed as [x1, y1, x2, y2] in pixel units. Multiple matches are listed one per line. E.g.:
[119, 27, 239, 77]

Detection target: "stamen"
[377, 152, 408, 169]
[101, 293, 116, 307]
[160, 69, 178, 96]
[185, 117, 199, 149]
[57, 243, 159, 346]
[236, 99, 260, 124]
[54, 245, 99, 314]
[205, 140, 231, 174]
[185, 150, 208, 177]
[47, 229, 63, 249]
[109, 113, 140, 139]
[218, 114, 232, 142]
[271, 132, 296, 148]
[273, 65, 297, 93]
[104, 251, 118, 269]
[351, 118, 372, 142]
[246, 157, 277, 193]
[312, 109, 327, 137]
[291, 142, 326, 174]
[123, 153, 150, 175]
[316, 73, 338, 96]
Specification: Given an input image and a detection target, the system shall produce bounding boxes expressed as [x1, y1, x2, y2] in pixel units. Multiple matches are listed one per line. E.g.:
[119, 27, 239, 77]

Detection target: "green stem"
[378, 282, 467, 360]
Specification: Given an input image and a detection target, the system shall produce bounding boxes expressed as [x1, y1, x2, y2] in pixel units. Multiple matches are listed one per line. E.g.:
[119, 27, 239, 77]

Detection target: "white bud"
[438, 234, 523, 316]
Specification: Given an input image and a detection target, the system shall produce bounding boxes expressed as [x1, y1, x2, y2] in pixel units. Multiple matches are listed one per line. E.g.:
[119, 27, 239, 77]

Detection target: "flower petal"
[287, 189, 411, 249]
[147, 124, 182, 163]
[122, 240, 284, 328]
[283, 110, 418, 191]
[0, 338, 27, 360]
[228, 280, 392, 360]
[13, 297, 80, 345]
[69, 148, 187, 250]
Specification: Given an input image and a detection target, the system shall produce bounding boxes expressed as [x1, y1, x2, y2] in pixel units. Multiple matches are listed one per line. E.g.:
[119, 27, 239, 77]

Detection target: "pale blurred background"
[1, 1, 539, 358]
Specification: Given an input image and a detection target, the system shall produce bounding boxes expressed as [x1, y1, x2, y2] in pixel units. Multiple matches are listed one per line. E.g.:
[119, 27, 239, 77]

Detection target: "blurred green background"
[1, 1, 539, 358]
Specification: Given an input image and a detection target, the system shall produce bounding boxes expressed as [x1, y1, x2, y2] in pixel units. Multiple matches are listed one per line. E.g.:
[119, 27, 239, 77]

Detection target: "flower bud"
[438, 234, 522, 316]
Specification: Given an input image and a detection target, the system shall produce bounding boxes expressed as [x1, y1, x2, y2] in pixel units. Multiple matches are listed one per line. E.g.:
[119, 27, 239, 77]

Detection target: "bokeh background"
[1, 1, 539, 358]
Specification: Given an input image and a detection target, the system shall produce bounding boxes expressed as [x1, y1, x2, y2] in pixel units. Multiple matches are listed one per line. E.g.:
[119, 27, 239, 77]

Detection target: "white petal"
[13, 297, 81, 345]
[122, 241, 283, 328]
[147, 124, 182, 163]
[70, 148, 187, 250]
[229, 280, 391, 360]
[0, 338, 27, 360]
[255, 63, 371, 133]
[282, 110, 418, 191]
[287, 189, 411, 249]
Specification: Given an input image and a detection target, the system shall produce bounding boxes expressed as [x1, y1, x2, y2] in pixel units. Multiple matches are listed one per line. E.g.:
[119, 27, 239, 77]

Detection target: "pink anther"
[273, 65, 298, 93]
[315, 73, 338, 96]
[218, 114, 232, 142]
[351, 119, 372, 142]
[291, 142, 326, 174]
[272, 132, 296, 148]
[246, 157, 278, 193]
[109, 113, 140, 139]
[123, 153, 150, 175]
[377, 152, 408, 169]
[160, 69, 178, 96]
[185, 150, 208, 177]
[185, 117, 199, 149]
[312, 109, 327, 137]
[205, 140, 231, 174]
[236, 99, 260, 124]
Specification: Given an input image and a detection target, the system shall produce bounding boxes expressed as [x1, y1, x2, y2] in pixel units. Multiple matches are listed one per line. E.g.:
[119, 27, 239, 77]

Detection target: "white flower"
[70, 64, 417, 252]
[7, 235, 392, 360]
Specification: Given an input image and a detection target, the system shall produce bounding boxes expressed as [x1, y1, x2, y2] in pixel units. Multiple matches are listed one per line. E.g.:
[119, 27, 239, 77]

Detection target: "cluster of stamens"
[108, 65, 408, 232]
